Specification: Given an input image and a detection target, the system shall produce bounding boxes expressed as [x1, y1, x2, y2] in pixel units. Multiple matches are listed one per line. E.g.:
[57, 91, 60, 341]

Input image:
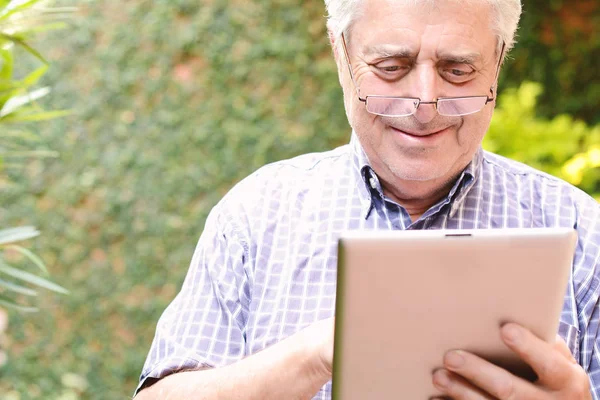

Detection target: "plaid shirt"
[137, 133, 600, 399]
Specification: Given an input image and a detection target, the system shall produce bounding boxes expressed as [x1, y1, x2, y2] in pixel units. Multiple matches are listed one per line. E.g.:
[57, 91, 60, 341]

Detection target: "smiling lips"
[390, 126, 449, 138]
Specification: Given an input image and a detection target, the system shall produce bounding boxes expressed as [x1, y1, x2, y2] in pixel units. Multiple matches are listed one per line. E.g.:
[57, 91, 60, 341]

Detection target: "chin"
[388, 166, 448, 182]
[383, 153, 453, 182]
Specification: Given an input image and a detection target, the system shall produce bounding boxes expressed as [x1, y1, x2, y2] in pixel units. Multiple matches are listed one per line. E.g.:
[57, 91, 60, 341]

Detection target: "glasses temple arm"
[488, 41, 506, 100]
[340, 32, 364, 100]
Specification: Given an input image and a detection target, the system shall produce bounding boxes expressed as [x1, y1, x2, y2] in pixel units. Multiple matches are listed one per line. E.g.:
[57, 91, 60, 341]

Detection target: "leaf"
[0, 259, 69, 294]
[0, 1, 11, 11]
[0, 129, 40, 141]
[0, 33, 47, 64]
[0, 295, 38, 312]
[20, 64, 47, 88]
[0, 226, 39, 245]
[0, 86, 49, 117]
[13, 21, 68, 36]
[1, 149, 59, 158]
[0, 47, 13, 82]
[3, 244, 47, 274]
[0, 277, 37, 296]
[0, 82, 19, 93]
[0, 109, 71, 122]
[0, 0, 43, 22]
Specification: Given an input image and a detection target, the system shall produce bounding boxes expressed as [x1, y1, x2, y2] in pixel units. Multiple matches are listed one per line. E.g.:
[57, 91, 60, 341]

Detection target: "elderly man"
[135, 0, 600, 399]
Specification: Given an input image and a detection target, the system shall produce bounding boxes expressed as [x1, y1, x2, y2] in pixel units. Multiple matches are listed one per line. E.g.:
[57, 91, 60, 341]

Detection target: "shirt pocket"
[557, 320, 580, 364]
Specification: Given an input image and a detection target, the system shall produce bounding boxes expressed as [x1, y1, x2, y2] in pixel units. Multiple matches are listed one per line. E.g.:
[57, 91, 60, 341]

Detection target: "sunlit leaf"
[0, 32, 47, 63]
[0, 259, 68, 294]
[0, 86, 49, 116]
[20, 63, 47, 87]
[0, 129, 40, 141]
[0, 0, 43, 22]
[0, 226, 39, 245]
[0, 277, 38, 295]
[0, 47, 12, 81]
[11, 20, 67, 35]
[3, 244, 47, 274]
[0, 108, 71, 122]
[0, 295, 38, 312]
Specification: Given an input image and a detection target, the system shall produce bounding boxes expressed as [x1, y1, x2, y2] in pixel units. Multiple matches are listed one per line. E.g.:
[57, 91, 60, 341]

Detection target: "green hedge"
[485, 82, 600, 199]
[501, 0, 600, 125]
[0, 1, 597, 399]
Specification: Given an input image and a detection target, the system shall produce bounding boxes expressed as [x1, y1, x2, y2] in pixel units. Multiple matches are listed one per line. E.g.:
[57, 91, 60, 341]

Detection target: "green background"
[0, 0, 598, 399]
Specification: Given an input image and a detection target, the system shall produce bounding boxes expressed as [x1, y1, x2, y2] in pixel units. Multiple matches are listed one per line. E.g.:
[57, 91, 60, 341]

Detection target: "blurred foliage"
[0, 0, 596, 399]
[0, 0, 72, 182]
[0, 0, 71, 313]
[502, 0, 599, 124]
[0, 227, 68, 312]
[485, 82, 600, 199]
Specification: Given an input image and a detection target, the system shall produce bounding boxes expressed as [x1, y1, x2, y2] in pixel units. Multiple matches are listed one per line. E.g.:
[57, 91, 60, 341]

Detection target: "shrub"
[485, 81, 600, 198]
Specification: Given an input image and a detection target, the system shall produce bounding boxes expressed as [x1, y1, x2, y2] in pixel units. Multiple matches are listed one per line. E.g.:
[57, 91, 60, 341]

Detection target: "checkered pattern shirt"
[137, 133, 600, 399]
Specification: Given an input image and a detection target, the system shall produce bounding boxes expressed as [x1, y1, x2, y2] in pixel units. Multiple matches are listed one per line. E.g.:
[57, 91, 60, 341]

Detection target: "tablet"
[332, 228, 577, 400]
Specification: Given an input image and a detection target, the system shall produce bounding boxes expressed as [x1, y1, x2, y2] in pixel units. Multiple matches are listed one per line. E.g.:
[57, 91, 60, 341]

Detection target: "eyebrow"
[436, 51, 483, 65]
[363, 45, 483, 65]
[362, 45, 415, 59]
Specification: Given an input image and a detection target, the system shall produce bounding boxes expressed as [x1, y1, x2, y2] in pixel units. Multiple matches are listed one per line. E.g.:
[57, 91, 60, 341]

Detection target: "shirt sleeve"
[572, 193, 600, 400]
[135, 202, 251, 395]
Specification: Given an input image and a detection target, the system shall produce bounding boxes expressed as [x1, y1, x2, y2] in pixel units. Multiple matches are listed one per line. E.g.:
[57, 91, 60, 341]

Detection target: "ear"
[326, 23, 353, 106]
[327, 26, 340, 65]
[327, 25, 346, 89]
[327, 27, 356, 129]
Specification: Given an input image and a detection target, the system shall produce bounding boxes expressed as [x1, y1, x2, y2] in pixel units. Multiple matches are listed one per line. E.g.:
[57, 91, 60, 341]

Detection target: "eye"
[441, 64, 475, 83]
[380, 65, 403, 72]
[372, 59, 411, 78]
[449, 69, 469, 76]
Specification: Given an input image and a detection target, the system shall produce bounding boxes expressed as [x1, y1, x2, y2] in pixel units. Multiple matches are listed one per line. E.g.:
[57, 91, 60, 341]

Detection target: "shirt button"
[369, 177, 377, 189]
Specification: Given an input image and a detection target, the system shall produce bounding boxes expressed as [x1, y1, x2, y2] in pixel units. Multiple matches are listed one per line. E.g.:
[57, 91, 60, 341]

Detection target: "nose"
[410, 64, 438, 123]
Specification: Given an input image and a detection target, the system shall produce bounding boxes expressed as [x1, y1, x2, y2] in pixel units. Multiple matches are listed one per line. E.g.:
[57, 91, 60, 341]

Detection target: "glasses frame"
[340, 32, 506, 117]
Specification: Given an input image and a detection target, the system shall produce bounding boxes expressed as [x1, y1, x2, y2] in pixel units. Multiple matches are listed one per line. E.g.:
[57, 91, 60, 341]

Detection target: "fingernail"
[503, 324, 521, 344]
[432, 369, 450, 389]
[444, 350, 465, 369]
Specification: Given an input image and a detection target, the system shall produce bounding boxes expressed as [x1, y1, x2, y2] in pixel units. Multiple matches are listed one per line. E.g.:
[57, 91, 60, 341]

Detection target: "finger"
[501, 323, 577, 389]
[554, 334, 577, 364]
[440, 350, 542, 399]
[432, 369, 495, 400]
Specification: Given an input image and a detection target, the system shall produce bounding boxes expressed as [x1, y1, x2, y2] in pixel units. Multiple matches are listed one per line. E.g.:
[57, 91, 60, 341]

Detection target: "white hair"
[325, 0, 522, 60]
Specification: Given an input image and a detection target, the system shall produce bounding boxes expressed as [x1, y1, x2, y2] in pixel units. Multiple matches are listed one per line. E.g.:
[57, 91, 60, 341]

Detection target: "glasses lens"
[365, 97, 418, 117]
[437, 97, 488, 116]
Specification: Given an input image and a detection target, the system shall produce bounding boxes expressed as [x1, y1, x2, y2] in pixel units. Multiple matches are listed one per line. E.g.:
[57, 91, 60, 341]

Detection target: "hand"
[431, 323, 591, 399]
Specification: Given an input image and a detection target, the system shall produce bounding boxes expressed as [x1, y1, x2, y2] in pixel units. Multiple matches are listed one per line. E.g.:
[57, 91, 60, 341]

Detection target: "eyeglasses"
[340, 33, 505, 118]
[356, 95, 496, 117]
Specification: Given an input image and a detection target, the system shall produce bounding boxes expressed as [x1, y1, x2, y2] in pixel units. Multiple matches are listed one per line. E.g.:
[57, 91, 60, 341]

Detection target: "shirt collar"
[350, 131, 483, 220]
[350, 132, 379, 218]
[447, 148, 482, 218]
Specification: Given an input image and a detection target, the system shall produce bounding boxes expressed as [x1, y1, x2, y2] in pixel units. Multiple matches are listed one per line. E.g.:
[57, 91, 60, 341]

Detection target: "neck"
[379, 173, 459, 223]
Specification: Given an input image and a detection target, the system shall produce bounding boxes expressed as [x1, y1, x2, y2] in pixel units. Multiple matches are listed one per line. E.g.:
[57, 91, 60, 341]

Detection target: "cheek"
[476, 108, 494, 138]
[350, 98, 378, 131]
[458, 111, 493, 146]
[464, 107, 493, 141]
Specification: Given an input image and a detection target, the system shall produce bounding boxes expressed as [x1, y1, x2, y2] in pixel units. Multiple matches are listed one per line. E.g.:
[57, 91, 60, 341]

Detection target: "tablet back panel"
[332, 228, 577, 400]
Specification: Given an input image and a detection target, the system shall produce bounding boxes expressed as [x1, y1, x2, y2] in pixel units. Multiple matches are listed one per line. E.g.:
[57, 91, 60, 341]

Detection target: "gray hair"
[325, 0, 522, 59]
